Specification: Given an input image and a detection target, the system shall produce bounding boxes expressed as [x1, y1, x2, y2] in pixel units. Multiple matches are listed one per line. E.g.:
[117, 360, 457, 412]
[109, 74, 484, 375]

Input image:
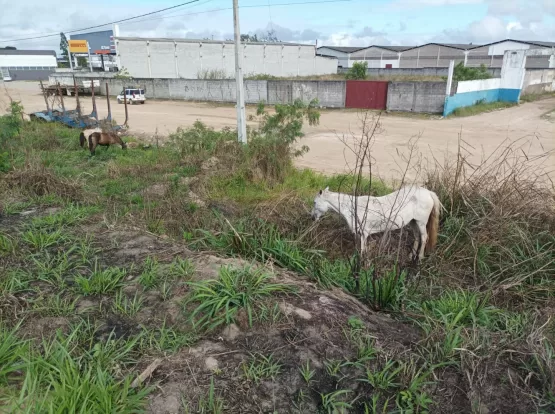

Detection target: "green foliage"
[453, 62, 491, 81]
[186, 265, 295, 331]
[242, 353, 282, 384]
[345, 61, 368, 80]
[76, 56, 87, 67]
[169, 121, 234, 157]
[248, 99, 320, 182]
[359, 265, 406, 311]
[75, 264, 127, 295]
[59, 32, 69, 58]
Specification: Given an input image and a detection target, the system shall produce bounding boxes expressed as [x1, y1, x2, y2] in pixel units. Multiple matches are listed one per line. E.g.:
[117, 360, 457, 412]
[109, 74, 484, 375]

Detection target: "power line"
[121, 0, 352, 26]
[0, 0, 201, 44]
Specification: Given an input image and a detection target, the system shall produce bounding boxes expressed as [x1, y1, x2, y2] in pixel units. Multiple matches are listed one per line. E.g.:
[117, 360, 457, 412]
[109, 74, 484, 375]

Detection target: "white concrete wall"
[0, 54, 57, 67]
[117, 38, 337, 78]
[456, 78, 501, 93]
[500, 49, 527, 89]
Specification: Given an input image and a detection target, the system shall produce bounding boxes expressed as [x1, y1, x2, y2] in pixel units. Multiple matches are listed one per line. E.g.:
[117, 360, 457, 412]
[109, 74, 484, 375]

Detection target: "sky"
[0, 0, 553, 54]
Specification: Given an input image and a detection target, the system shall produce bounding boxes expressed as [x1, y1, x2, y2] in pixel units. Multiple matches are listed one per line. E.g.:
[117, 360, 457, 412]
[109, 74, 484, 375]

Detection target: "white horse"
[310, 186, 441, 259]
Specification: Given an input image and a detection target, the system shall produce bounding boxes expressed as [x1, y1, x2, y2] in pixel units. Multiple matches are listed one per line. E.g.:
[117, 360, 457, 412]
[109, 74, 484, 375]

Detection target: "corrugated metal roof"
[373, 45, 415, 52]
[116, 36, 313, 47]
[0, 49, 56, 56]
[317, 46, 367, 53]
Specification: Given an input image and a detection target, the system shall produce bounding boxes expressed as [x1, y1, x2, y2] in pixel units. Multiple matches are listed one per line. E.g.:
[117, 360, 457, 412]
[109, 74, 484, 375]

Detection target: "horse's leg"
[417, 221, 428, 260]
[410, 221, 420, 260]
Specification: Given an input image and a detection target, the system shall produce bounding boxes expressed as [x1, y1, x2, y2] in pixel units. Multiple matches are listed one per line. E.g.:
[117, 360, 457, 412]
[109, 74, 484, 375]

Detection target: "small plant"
[142, 323, 196, 353]
[183, 378, 224, 414]
[0, 325, 28, 384]
[22, 228, 66, 250]
[421, 290, 495, 327]
[186, 265, 295, 331]
[242, 353, 282, 384]
[358, 359, 402, 392]
[360, 265, 406, 311]
[32, 295, 77, 317]
[138, 256, 160, 289]
[169, 257, 195, 279]
[345, 61, 367, 80]
[0, 232, 16, 256]
[453, 62, 491, 81]
[75, 263, 127, 295]
[112, 291, 145, 317]
[299, 360, 315, 385]
[320, 389, 353, 413]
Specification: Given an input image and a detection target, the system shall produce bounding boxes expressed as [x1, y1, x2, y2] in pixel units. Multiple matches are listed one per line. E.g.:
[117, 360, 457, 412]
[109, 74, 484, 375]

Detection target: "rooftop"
[0, 49, 56, 56]
[317, 39, 555, 54]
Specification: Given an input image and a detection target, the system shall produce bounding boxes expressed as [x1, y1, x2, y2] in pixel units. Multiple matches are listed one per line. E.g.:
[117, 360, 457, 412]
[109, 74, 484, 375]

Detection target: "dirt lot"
[2, 81, 554, 181]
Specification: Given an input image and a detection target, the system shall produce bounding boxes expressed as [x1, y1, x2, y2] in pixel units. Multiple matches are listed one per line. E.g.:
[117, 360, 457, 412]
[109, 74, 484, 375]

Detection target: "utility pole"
[233, 0, 247, 144]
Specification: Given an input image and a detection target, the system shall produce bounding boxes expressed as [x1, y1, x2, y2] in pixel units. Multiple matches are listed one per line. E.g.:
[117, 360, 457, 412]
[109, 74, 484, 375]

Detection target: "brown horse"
[79, 130, 127, 156]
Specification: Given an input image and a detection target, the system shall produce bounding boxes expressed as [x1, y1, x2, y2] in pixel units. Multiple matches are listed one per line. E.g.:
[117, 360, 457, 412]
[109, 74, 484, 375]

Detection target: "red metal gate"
[345, 80, 388, 109]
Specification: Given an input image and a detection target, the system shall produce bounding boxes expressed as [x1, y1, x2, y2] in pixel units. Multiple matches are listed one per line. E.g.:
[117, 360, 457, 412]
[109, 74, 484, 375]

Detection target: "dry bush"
[2, 159, 82, 202]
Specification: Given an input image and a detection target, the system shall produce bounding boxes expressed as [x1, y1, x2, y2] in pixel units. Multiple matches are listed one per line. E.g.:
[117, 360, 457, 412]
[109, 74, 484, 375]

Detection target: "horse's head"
[311, 187, 330, 221]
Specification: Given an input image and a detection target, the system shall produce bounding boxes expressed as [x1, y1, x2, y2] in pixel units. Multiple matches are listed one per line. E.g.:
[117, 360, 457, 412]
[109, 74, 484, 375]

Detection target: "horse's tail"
[425, 191, 441, 254]
[79, 132, 86, 148]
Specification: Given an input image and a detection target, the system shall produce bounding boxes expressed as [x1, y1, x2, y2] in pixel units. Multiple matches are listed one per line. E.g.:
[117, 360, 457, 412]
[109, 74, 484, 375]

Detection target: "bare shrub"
[2, 157, 82, 202]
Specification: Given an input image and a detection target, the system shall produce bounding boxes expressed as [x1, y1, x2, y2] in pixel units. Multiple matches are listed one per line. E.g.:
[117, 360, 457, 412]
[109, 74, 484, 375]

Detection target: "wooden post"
[91, 78, 97, 121]
[106, 83, 112, 122]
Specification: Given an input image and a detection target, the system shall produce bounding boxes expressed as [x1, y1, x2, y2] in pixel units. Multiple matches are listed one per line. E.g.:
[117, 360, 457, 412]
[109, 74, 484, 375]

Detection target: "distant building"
[0, 49, 57, 81]
[114, 37, 338, 78]
[318, 39, 555, 69]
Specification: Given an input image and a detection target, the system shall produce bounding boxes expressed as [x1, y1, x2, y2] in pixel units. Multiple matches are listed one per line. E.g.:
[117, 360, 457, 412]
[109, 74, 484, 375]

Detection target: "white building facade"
[0, 49, 57, 81]
[115, 37, 337, 79]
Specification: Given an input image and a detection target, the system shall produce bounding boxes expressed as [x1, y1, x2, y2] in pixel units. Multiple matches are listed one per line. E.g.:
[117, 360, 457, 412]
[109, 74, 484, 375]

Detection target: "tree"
[60, 32, 69, 58]
[453, 62, 491, 81]
[0, 46, 16, 50]
[345, 61, 368, 80]
[77, 56, 87, 67]
[240, 30, 280, 43]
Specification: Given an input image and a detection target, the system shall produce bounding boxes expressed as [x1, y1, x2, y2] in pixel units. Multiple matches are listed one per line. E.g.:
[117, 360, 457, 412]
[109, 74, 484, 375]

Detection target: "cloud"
[354, 26, 386, 38]
[387, 0, 482, 10]
[436, 15, 555, 44]
[251, 23, 321, 42]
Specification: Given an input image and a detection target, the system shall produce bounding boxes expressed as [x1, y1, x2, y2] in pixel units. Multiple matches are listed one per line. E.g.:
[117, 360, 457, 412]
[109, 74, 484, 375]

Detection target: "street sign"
[69, 40, 88, 53]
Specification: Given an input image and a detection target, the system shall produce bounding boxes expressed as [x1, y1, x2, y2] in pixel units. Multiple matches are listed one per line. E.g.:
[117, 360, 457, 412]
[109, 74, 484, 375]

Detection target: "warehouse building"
[0, 49, 57, 81]
[318, 39, 555, 69]
[114, 37, 337, 79]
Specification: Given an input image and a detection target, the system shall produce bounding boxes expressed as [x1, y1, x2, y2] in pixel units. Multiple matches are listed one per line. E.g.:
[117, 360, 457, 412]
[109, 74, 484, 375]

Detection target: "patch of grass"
[420, 289, 497, 327]
[358, 359, 402, 392]
[320, 389, 353, 413]
[7, 332, 150, 413]
[32, 295, 77, 317]
[449, 100, 516, 117]
[241, 353, 282, 384]
[28, 204, 98, 230]
[22, 228, 67, 250]
[520, 92, 555, 103]
[186, 265, 296, 331]
[138, 256, 160, 289]
[183, 378, 224, 414]
[141, 324, 196, 353]
[0, 232, 17, 256]
[169, 257, 195, 279]
[0, 325, 28, 384]
[74, 263, 127, 295]
[112, 291, 145, 317]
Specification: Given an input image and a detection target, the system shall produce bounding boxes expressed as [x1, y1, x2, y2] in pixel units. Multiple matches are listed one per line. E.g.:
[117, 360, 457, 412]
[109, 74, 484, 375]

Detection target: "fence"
[49, 73, 445, 113]
[443, 50, 527, 116]
[521, 69, 555, 95]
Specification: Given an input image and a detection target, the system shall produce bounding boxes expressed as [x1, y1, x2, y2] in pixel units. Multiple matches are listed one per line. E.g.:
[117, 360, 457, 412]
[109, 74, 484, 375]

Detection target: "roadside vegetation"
[448, 99, 517, 117]
[520, 91, 555, 103]
[1, 97, 554, 413]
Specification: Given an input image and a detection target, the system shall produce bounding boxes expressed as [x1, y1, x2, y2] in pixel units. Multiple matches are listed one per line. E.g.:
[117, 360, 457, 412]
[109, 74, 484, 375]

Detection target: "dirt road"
[2, 81, 554, 181]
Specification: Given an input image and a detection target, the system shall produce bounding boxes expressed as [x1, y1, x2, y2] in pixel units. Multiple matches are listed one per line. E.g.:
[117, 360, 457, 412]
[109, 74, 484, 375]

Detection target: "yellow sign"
[68, 40, 88, 53]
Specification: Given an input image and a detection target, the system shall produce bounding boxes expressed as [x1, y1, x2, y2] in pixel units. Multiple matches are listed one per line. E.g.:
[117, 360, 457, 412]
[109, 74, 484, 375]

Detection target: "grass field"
[1, 99, 554, 413]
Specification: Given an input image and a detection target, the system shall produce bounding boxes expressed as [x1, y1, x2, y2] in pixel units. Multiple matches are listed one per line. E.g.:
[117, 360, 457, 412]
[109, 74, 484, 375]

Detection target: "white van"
[117, 88, 146, 104]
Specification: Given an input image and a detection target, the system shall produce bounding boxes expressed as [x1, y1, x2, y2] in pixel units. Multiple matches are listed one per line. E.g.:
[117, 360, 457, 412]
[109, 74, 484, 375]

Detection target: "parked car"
[117, 88, 146, 104]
